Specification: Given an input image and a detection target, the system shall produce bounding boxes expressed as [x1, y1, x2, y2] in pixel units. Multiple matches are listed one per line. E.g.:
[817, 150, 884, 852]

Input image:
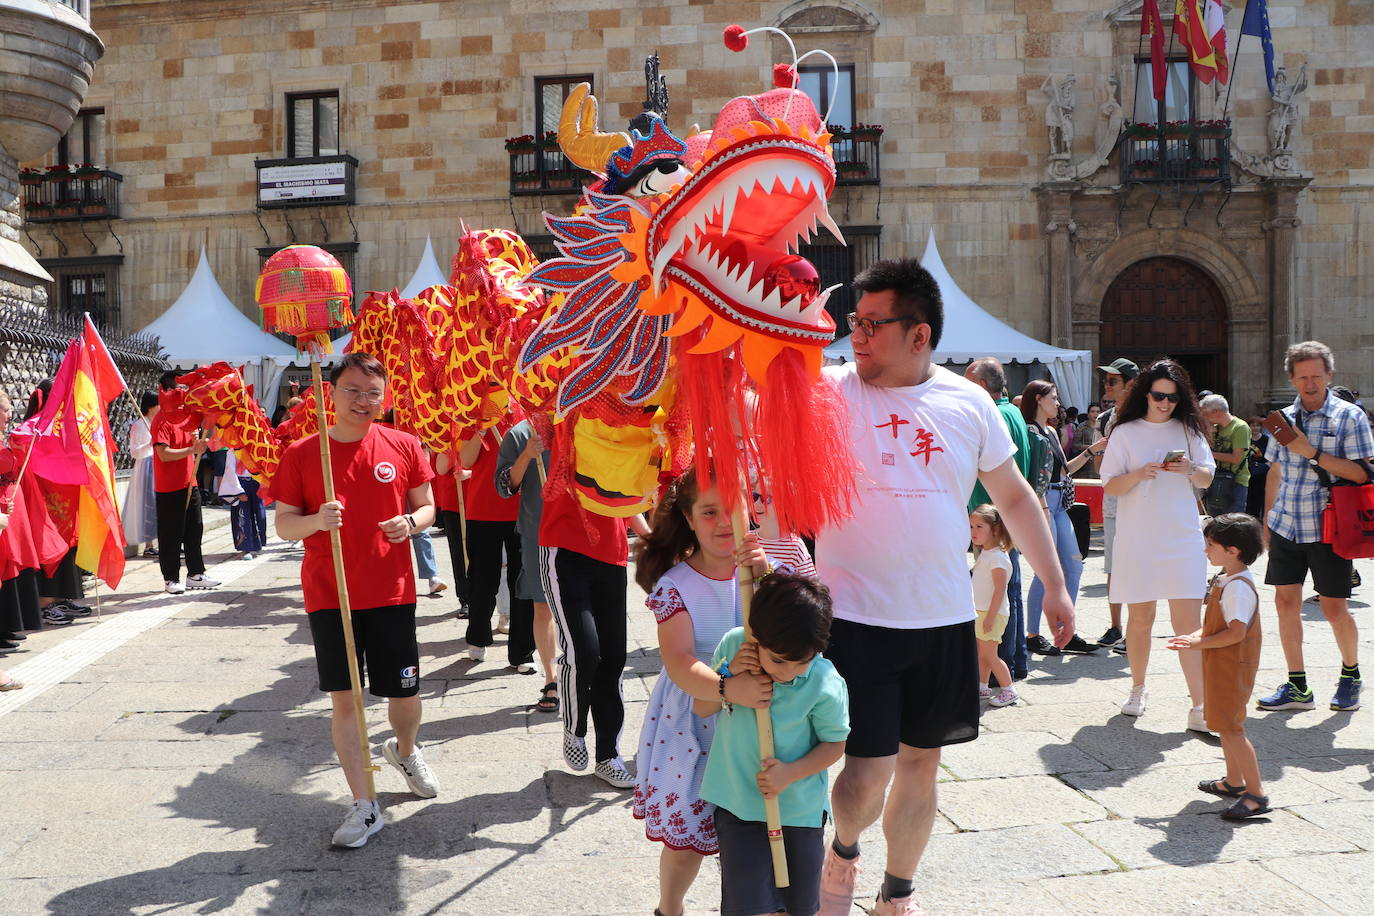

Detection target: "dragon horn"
[558, 82, 629, 176]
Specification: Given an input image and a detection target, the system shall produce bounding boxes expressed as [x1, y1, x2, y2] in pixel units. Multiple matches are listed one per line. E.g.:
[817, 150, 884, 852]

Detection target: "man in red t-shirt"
[150, 380, 221, 594]
[273, 353, 437, 849]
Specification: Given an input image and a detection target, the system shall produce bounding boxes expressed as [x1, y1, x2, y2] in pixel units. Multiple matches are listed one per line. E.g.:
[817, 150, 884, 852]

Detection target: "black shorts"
[1264, 530, 1353, 600]
[826, 618, 979, 757]
[714, 806, 824, 916]
[308, 604, 420, 697]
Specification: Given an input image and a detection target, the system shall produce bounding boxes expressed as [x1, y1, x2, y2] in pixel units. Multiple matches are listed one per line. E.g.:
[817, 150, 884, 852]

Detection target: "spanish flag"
[1174, 0, 1219, 84]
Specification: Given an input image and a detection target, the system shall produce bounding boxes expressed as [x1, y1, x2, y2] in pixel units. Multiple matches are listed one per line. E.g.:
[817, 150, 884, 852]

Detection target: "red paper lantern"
[255, 244, 355, 355]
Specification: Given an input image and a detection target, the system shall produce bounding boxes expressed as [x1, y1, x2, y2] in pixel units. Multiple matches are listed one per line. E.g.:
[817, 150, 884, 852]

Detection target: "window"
[534, 76, 593, 140]
[286, 91, 340, 158]
[57, 108, 105, 167]
[42, 258, 124, 330]
[799, 66, 854, 129]
[1133, 59, 1193, 125]
[799, 226, 880, 334]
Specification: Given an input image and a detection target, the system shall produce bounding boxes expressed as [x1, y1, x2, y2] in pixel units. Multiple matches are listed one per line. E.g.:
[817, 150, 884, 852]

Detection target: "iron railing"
[1119, 125, 1231, 186]
[21, 169, 122, 222]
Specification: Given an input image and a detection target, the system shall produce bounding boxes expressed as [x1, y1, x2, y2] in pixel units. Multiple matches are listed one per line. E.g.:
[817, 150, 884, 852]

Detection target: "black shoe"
[1111, 641, 1128, 656]
[1096, 626, 1122, 646]
[56, 601, 93, 617]
[1061, 634, 1099, 655]
[0, 639, 19, 650]
[1027, 635, 1060, 656]
[455, 602, 471, 621]
[1013, 669, 1029, 681]
[0, 632, 25, 641]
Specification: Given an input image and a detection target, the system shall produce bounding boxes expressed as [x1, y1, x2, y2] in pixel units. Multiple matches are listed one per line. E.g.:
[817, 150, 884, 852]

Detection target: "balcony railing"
[507, 138, 596, 196]
[255, 154, 358, 209]
[1119, 122, 1231, 186]
[828, 130, 882, 186]
[21, 168, 123, 222]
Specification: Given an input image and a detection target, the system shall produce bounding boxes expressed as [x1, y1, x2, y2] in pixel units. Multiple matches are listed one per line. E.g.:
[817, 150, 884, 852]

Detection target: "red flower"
[723, 24, 748, 52]
[665, 791, 681, 807]
[691, 799, 709, 816]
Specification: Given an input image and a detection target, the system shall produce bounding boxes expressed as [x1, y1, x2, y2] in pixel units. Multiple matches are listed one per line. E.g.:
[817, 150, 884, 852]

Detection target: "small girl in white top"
[970, 504, 1017, 707]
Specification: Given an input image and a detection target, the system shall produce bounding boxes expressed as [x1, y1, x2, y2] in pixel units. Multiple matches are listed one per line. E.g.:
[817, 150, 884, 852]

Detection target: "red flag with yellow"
[1174, 0, 1219, 84]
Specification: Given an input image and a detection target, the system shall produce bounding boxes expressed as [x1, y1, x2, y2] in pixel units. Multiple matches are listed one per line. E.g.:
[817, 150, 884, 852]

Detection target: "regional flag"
[81, 314, 128, 405]
[1240, 0, 1276, 94]
[1174, 0, 1219, 84]
[1204, 0, 1230, 85]
[1141, 0, 1168, 102]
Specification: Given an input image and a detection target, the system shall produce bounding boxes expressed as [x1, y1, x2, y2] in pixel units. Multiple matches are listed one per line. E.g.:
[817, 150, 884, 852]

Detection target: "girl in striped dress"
[631, 468, 774, 916]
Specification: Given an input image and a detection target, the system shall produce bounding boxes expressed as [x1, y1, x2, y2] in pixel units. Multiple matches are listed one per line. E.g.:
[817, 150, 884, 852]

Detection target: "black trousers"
[438, 509, 472, 608]
[155, 487, 205, 583]
[542, 546, 627, 763]
[1, 569, 41, 632]
[464, 519, 535, 666]
[38, 547, 84, 600]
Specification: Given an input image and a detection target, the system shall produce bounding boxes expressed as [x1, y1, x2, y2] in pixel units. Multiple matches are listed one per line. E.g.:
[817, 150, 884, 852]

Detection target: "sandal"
[536, 682, 559, 714]
[1198, 778, 1246, 799]
[0, 676, 24, 691]
[1220, 792, 1272, 819]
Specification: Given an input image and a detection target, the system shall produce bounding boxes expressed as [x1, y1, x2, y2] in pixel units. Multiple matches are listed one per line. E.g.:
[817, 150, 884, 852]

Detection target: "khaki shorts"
[975, 609, 1010, 642]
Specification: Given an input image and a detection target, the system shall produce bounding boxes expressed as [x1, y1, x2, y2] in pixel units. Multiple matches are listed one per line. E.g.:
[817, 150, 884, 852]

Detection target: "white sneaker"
[164, 580, 185, 595]
[978, 685, 992, 700]
[1122, 685, 1149, 717]
[241, 552, 255, 561]
[468, 646, 486, 661]
[1187, 705, 1215, 735]
[383, 737, 440, 798]
[989, 686, 1019, 707]
[428, 577, 447, 596]
[496, 613, 510, 634]
[594, 756, 635, 789]
[186, 574, 220, 589]
[331, 799, 383, 848]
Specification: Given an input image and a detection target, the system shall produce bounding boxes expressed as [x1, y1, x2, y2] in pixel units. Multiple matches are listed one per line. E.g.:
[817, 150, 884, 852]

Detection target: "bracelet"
[718, 671, 734, 715]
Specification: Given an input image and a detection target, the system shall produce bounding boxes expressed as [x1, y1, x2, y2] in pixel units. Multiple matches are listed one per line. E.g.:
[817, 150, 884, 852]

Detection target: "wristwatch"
[404, 514, 417, 531]
[1311, 446, 1323, 464]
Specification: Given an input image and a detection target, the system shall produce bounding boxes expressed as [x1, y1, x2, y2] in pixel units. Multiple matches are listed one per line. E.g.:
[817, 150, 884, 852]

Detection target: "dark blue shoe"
[1256, 682, 1315, 711]
[1331, 677, 1362, 712]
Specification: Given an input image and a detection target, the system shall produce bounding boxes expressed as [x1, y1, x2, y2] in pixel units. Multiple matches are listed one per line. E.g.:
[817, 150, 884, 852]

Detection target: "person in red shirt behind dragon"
[273, 352, 439, 849]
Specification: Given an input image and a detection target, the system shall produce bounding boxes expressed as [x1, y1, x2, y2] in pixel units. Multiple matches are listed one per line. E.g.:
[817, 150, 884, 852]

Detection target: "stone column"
[1262, 177, 1310, 406]
[1038, 183, 1078, 350]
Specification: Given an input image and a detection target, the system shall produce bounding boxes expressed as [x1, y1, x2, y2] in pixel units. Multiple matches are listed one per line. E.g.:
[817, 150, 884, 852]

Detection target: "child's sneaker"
[817, 846, 861, 916]
[873, 893, 927, 915]
[978, 685, 992, 700]
[988, 686, 1019, 708]
[1121, 685, 1148, 717]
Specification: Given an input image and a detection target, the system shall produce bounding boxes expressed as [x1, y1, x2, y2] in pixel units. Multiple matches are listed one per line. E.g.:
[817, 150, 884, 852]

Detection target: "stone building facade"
[18, 0, 1374, 414]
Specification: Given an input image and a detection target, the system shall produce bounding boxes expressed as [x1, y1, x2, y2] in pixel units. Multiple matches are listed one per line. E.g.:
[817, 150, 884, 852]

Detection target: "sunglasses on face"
[1148, 390, 1180, 403]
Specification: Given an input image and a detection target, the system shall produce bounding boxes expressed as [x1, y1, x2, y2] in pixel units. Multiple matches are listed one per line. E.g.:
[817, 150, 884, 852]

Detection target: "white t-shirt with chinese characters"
[1216, 569, 1258, 626]
[971, 547, 1013, 616]
[816, 363, 1017, 630]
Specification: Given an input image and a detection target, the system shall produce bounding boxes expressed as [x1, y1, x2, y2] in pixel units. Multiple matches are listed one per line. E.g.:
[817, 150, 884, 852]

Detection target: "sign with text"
[258, 160, 349, 203]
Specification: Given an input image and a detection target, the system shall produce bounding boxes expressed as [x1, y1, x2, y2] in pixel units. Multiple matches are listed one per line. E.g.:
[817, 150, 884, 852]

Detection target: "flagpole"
[1222, 0, 1251, 118]
[1130, 28, 1146, 127]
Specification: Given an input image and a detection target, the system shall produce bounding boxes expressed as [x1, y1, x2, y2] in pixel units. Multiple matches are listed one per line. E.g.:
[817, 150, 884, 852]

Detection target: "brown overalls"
[1201, 573, 1262, 733]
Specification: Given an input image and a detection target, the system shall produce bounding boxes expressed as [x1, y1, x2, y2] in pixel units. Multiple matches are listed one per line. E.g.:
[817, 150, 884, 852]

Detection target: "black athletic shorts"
[1265, 530, 1353, 600]
[308, 604, 419, 697]
[825, 618, 979, 757]
[714, 806, 824, 916]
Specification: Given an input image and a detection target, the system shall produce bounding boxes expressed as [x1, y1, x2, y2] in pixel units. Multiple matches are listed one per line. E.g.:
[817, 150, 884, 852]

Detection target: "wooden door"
[1100, 257, 1229, 396]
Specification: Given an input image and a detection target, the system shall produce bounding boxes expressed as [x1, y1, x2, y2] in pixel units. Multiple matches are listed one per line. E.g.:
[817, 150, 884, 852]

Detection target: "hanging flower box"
[546, 169, 576, 189]
[19, 168, 43, 186]
[26, 203, 51, 218]
[826, 123, 851, 141]
[1196, 119, 1231, 140]
[1125, 122, 1156, 140]
[539, 133, 561, 150]
[53, 204, 80, 217]
[1160, 121, 1191, 140]
[504, 134, 535, 154]
[1192, 157, 1222, 179]
[852, 123, 884, 141]
[514, 170, 539, 190]
[837, 160, 869, 180]
[74, 163, 103, 181]
[81, 199, 110, 216]
[44, 164, 73, 182]
[1129, 159, 1159, 179]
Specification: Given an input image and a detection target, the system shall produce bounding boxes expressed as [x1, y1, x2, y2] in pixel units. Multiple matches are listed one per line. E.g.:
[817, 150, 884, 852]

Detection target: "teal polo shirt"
[699, 627, 850, 828]
[969, 396, 1031, 511]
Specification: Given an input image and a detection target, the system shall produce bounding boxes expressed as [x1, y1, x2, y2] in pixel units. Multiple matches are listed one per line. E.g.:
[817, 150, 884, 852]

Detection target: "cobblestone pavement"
[1, 511, 1371, 915]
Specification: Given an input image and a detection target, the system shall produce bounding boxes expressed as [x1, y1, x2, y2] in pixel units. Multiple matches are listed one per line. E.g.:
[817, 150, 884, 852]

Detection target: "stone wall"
[24, 0, 1372, 409]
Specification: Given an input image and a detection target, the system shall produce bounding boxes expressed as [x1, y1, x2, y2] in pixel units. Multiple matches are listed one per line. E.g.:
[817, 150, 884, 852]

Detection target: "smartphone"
[1262, 410, 1298, 446]
[1163, 449, 1185, 464]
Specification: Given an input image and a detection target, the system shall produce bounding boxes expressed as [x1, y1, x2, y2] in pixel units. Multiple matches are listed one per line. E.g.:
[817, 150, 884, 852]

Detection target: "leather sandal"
[536, 682, 559, 714]
[1220, 792, 1272, 819]
[1198, 778, 1246, 799]
[0, 675, 24, 691]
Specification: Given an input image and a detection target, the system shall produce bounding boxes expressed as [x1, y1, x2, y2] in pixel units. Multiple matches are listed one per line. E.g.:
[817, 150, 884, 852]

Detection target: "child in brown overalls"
[1168, 513, 1271, 819]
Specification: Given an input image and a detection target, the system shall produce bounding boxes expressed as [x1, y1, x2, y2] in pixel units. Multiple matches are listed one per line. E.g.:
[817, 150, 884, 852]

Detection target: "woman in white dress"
[120, 391, 159, 557]
[1100, 360, 1215, 731]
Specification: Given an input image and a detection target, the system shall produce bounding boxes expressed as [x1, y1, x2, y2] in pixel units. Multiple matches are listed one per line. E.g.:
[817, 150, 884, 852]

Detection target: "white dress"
[632, 561, 742, 855]
[1101, 418, 1215, 602]
[120, 418, 158, 546]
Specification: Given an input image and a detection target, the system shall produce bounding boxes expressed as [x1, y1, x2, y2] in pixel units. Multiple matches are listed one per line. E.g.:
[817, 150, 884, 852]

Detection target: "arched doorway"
[1100, 257, 1229, 396]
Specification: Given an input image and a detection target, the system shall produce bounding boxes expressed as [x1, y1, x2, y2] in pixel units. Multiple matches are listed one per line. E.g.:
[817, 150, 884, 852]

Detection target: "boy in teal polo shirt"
[695, 574, 850, 916]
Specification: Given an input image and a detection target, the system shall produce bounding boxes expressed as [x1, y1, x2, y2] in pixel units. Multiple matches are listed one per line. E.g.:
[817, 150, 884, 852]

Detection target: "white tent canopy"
[823, 230, 1093, 410]
[140, 246, 297, 408]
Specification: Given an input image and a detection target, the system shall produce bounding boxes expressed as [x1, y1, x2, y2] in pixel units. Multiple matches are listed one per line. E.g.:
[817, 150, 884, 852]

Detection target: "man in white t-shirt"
[816, 259, 1076, 916]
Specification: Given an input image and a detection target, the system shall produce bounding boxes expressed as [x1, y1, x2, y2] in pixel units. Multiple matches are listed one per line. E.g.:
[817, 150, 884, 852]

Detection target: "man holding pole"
[274, 352, 440, 848]
[815, 260, 1076, 915]
[150, 377, 220, 595]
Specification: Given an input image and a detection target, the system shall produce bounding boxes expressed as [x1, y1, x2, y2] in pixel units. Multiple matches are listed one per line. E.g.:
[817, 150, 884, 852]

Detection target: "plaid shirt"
[1265, 391, 1374, 543]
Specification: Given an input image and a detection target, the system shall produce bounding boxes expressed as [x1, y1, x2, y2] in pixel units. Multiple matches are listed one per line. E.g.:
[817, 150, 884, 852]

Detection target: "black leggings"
[542, 546, 627, 763]
[464, 518, 534, 666]
[155, 487, 205, 583]
[438, 509, 472, 607]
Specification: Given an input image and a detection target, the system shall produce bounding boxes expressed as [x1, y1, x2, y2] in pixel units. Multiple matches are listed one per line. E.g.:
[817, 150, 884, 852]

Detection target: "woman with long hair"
[1100, 359, 1216, 730]
[1019, 380, 1098, 657]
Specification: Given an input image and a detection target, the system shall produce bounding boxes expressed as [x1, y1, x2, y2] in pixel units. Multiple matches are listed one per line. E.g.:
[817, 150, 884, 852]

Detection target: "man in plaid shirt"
[1259, 341, 1374, 714]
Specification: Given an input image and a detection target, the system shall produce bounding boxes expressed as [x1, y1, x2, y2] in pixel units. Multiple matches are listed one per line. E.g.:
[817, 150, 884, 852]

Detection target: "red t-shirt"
[149, 412, 199, 493]
[430, 452, 458, 514]
[273, 424, 434, 613]
[538, 485, 628, 567]
[461, 423, 518, 522]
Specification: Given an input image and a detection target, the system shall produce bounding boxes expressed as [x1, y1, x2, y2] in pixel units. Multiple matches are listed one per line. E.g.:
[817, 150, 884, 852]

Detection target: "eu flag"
[1240, 0, 1276, 95]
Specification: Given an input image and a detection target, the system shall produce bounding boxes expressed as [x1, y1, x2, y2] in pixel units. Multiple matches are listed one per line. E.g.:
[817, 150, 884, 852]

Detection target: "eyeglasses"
[338, 385, 385, 403]
[846, 313, 914, 338]
[1148, 390, 1180, 403]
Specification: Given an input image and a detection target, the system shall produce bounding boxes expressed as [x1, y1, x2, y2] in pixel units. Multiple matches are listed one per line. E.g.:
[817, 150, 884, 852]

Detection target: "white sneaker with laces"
[1122, 685, 1149, 717]
[978, 685, 992, 700]
[594, 756, 635, 789]
[428, 577, 447, 596]
[989, 686, 1019, 707]
[331, 799, 383, 848]
[1187, 705, 1214, 735]
[496, 613, 510, 634]
[383, 737, 440, 798]
[186, 574, 220, 589]
[165, 580, 185, 595]
[468, 646, 486, 661]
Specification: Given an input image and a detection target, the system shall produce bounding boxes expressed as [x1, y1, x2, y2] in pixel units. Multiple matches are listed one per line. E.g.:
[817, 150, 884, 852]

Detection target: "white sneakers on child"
[988, 687, 1019, 708]
[1122, 685, 1149, 717]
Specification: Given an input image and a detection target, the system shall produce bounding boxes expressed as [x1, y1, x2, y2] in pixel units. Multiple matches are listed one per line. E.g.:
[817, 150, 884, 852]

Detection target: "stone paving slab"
[1042, 859, 1336, 915]
[1060, 759, 1343, 818]
[936, 775, 1108, 830]
[1260, 851, 1374, 915]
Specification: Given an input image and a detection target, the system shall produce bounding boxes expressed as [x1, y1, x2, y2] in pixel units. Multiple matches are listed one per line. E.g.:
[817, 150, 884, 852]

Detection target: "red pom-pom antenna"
[773, 63, 797, 88]
[255, 244, 355, 356]
[723, 24, 748, 52]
